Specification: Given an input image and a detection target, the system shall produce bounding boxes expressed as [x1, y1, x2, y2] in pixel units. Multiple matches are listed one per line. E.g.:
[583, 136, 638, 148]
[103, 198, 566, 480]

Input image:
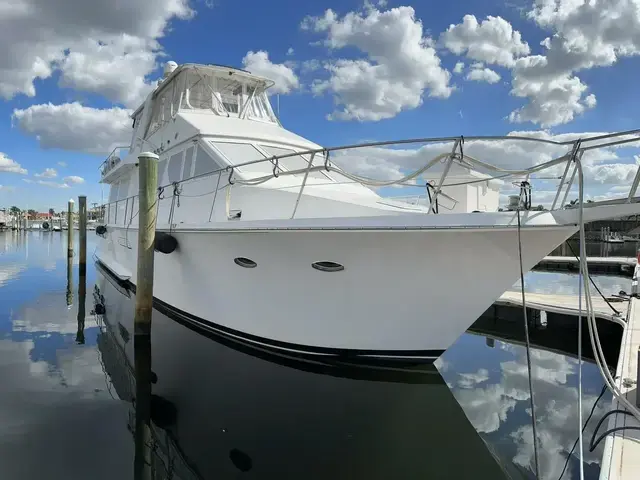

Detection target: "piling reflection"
[93, 266, 516, 479]
[66, 254, 73, 308]
[76, 270, 86, 345]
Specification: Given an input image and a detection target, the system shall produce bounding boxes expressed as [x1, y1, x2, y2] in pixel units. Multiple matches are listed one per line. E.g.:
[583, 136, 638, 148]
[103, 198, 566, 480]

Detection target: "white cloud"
[242, 51, 300, 95]
[301, 59, 322, 73]
[12, 103, 131, 154]
[57, 35, 157, 108]
[0, 153, 28, 174]
[453, 61, 465, 74]
[286, 47, 294, 56]
[57, 161, 67, 167]
[458, 368, 490, 388]
[465, 63, 501, 84]
[36, 180, 70, 189]
[34, 168, 57, 178]
[302, 5, 453, 121]
[507, 0, 640, 127]
[0, 0, 193, 104]
[63, 176, 84, 185]
[441, 15, 530, 67]
[509, 62, 595, 127]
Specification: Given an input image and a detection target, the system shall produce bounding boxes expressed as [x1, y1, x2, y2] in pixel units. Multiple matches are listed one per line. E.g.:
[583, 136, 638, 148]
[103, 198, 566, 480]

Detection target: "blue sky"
[1, 0, 640, 211]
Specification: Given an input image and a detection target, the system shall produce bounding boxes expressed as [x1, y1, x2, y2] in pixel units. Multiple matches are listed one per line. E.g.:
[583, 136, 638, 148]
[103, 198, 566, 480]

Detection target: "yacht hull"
[96, 222, 576, 361]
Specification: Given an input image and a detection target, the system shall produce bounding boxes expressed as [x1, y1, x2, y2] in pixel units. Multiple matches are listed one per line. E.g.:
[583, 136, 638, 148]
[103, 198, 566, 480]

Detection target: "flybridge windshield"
[147, 67, 278, 136]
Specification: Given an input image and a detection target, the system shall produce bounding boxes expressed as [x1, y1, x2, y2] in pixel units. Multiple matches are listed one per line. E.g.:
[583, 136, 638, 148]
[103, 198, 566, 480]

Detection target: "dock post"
[78, 196, 87, 277]
[67, 199, 74, 258]
[133, 152, 158, 480]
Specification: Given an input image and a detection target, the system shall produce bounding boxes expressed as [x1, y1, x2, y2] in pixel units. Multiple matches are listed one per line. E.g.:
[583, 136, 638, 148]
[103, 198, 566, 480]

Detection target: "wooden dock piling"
[78, 196, 87, 277]
[133, 152, 158, 480]
[67, 199, 74, 258]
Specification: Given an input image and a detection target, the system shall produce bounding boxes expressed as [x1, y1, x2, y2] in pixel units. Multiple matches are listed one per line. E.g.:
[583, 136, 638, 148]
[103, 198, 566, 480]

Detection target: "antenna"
[277, 94, 280, 118]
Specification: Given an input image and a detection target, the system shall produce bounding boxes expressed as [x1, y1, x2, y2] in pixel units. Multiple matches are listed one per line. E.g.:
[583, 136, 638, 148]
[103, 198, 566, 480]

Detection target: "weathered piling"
[67, 199, 74, 257]
[133, 152, 158, 480]
[78, 196, 87, 277]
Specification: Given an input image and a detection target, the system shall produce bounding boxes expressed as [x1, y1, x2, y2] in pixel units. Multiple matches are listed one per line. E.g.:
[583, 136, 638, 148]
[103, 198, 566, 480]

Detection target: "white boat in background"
[95, 61, 640, 362]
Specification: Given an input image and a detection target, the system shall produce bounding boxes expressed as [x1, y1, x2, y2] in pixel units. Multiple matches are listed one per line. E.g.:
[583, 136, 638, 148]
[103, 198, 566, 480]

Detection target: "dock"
[497, 291, 628, 324]
[534, 256, 637, 277]
[599, 265, 640, 480]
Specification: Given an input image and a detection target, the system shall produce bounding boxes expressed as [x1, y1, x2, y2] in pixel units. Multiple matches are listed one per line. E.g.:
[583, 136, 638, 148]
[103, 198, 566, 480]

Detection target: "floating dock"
[599, 265, 640, 480]
[497, 291, 628, 324]
[534, 256, 637, 277]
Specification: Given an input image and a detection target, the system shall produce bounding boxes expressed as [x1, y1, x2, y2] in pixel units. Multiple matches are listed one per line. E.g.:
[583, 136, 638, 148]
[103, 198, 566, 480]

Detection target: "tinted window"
[168, 152, 183, 183]
[212, 142, 269, 174]
[193, 146, 222, 177]
[157, 160, 168, 186]
[183, 147, 194, 179]
[261, 145, 326, 180]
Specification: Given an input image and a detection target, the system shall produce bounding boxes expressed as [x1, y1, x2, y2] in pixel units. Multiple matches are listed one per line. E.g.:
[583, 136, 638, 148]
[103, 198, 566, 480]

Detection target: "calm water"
[0, 231, 627, 479]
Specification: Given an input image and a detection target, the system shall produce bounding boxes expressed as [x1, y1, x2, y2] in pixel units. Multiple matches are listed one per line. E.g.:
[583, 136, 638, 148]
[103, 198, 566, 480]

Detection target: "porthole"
[312, 261, 344, 272]
[234, 257, 257, 268]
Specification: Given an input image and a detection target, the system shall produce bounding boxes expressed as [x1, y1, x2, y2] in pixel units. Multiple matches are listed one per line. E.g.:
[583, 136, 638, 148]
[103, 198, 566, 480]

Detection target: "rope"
[516, 207, 541, 479]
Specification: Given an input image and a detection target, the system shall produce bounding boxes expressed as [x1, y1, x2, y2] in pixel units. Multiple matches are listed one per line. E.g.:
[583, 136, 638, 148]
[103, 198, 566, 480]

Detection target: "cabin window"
[108, 182, 119, 203]
[157, 160, 168, 186]
[118, 178, 130, 200]
[183, 147, 194, 180]
[193, 146, 223, 177]
[168, 152, 183, 184]
[211, 141, 274, 175]
[259, 145, 327, 180]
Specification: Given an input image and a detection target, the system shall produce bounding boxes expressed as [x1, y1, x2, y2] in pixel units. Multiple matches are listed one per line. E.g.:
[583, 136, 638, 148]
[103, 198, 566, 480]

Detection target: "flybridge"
[134, 63, 280, 139]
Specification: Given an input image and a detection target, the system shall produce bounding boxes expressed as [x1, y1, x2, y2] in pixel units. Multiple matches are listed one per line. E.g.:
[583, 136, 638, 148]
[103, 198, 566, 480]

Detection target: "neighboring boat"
[52, 225, 61, 232]
[601, 227, 625, 243]
[95, 61, 640, 363]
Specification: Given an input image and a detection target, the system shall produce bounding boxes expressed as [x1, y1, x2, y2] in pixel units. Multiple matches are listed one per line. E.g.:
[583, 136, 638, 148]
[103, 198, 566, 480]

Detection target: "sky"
[1, 0, 640, 212]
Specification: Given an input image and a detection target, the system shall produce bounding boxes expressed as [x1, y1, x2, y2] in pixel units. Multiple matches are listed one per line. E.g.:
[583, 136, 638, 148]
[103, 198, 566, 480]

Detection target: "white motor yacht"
[95, 61, 640, 362]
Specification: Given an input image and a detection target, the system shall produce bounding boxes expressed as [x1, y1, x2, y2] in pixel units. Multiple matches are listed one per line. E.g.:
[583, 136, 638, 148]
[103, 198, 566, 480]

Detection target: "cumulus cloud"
[511, 0, 640, 126]
[0, 0, 193, 104]
[242, 50, 300, 95]
[12, 103, 131, 154]
[0, 153, 28, 174]
[302, 5, 452, 121]
[465, 63, 501, 84]
[441, 15, 530, 67]
[63, 176, 84, 185]
[34, 168, 57, 178]
[58, 35, 158, 108]
[453, 61, 465, 74]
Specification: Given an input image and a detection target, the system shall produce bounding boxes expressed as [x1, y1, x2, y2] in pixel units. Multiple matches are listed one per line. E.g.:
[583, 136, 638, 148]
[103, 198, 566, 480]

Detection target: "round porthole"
[234, 257, 257, 268]
[312, 261, 344, 272]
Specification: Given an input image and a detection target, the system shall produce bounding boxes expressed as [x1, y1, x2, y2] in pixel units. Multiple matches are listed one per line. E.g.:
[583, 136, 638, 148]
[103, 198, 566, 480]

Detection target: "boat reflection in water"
[93, 265, 522, 479]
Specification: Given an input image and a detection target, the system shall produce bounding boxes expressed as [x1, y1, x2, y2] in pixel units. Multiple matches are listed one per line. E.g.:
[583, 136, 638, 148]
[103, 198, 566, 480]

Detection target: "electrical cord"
[589, 409, 640, 452]
[565, 241, 621, 315]
[557, 385, 607, 480]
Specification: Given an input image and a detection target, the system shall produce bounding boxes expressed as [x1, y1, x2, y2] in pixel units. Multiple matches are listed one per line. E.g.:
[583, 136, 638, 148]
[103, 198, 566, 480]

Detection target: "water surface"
[0, 231, 623, 479]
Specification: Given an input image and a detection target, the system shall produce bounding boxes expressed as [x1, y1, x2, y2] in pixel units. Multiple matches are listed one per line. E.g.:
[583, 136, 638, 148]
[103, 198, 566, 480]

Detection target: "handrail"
[97, 129, 640, 226]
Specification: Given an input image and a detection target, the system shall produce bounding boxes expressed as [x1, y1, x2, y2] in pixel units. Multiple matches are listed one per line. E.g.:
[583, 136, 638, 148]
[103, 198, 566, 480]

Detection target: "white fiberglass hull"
[96, 215, 581, 361]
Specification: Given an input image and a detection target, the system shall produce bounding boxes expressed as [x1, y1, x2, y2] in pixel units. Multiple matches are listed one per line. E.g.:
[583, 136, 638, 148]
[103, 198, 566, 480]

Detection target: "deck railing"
[98, 130, 640, 228]
[100, 146, 130, 177]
